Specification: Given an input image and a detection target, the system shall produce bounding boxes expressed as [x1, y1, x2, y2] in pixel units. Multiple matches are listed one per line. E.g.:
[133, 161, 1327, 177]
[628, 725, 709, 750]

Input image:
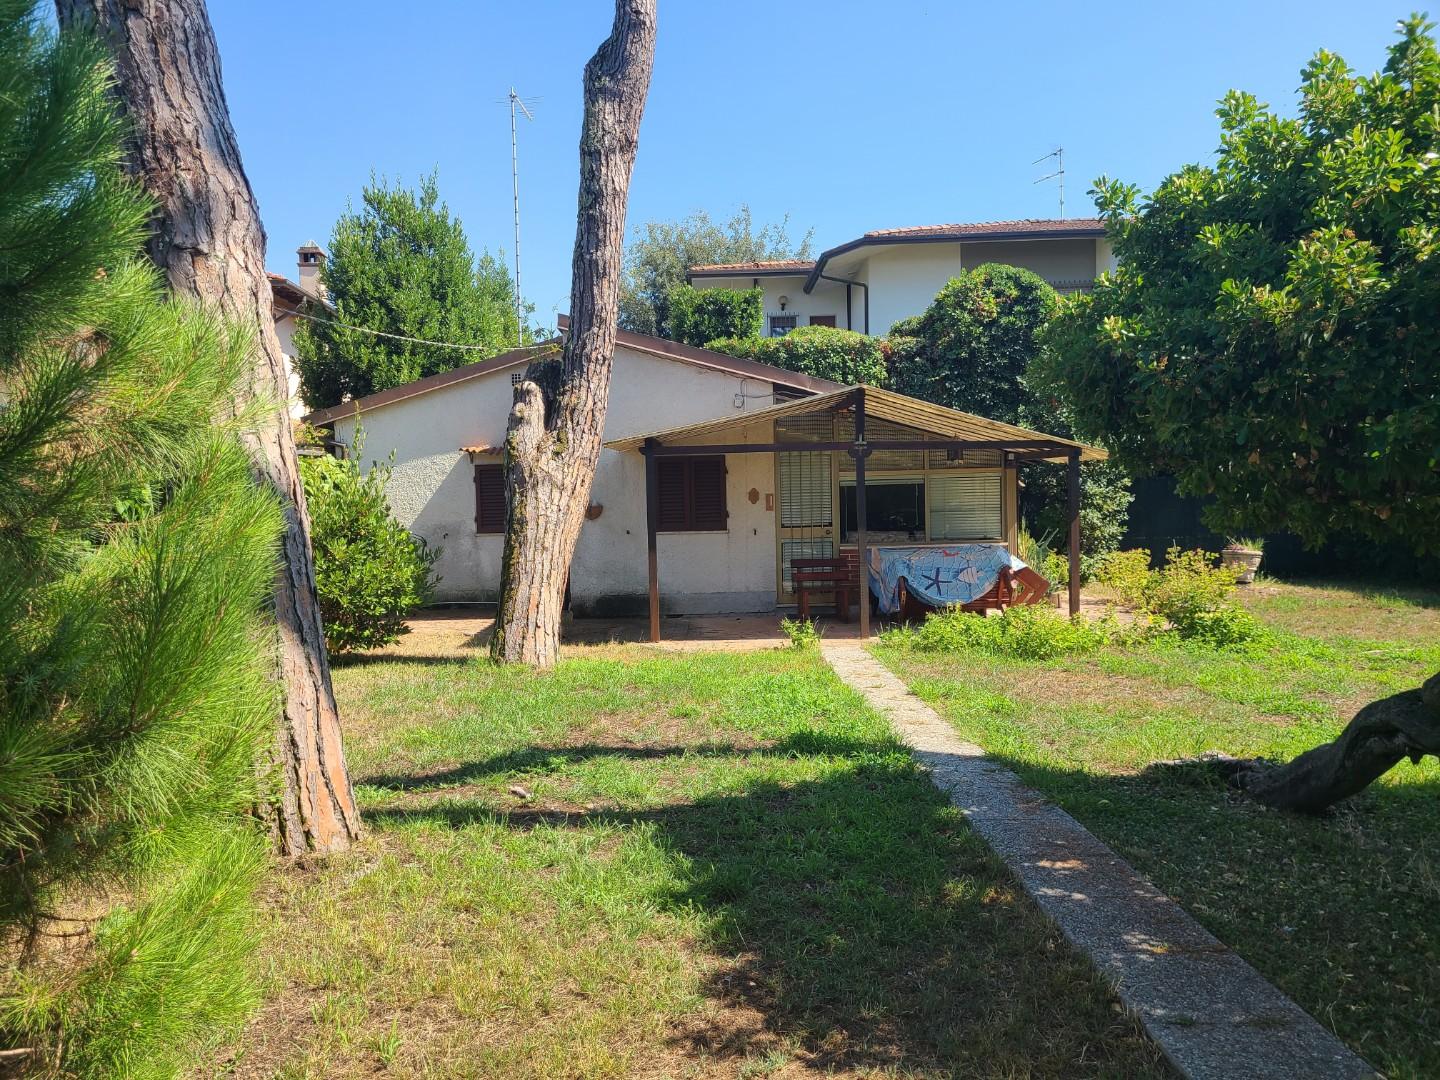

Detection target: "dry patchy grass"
[203, 647, 1166, 1079]
[877, 577, 1440, 1079]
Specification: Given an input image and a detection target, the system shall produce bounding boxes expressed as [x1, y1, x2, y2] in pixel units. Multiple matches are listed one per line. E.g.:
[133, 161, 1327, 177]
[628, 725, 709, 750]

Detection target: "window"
[474, 462, 506, 533]
[808, 315, 836, 327]
[768, 314, 797, 337]
[657, 456, 727, 531]
[841, 479, 926, 541]
[928, 473, 1002, 540]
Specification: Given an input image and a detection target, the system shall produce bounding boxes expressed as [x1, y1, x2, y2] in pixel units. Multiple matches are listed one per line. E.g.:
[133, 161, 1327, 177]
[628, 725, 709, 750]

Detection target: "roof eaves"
[303, 341, 560, 426]
[803, 219, 1107, 293]
[554, 315, 842, 396]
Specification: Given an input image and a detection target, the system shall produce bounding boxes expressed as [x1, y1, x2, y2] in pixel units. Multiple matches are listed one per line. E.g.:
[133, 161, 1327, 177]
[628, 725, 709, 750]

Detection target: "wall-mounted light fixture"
[777, 295, 789, 311]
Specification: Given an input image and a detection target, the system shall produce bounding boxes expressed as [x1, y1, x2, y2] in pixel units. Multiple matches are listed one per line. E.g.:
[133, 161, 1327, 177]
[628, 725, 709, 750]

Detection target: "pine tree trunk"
[491, 0, 657, 668]
[1149, 672, 1440, 812]
[56, 0, 361, 853]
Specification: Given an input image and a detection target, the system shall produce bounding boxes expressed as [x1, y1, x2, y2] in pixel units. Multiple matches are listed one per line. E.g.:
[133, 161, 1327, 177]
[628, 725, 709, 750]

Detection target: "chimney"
[297, 241, 326, 298]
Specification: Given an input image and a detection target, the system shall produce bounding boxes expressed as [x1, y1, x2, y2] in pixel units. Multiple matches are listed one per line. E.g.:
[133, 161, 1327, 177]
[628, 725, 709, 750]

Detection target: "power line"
[277, 306, 557, 354]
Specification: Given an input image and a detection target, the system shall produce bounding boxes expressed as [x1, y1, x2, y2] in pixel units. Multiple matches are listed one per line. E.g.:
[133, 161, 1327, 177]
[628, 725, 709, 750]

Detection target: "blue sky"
[211, 0, 1397, 329]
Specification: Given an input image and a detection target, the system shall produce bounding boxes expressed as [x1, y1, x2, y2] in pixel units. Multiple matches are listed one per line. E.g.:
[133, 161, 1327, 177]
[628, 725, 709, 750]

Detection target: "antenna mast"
[1032, 146, 1065, 218]
[506, 87, 535, 345]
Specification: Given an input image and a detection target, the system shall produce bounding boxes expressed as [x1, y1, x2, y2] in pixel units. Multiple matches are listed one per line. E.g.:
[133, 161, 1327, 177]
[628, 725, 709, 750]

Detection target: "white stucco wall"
[328, 343, 786, 613]
[272, 311, 306, 419]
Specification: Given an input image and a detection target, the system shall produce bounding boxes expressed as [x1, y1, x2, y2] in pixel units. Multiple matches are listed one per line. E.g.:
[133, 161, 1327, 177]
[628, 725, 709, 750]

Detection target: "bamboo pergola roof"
[605, 385, 1106, 462]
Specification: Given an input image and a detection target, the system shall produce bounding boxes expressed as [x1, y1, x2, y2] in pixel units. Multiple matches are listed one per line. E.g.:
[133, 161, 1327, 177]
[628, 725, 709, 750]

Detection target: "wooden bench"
[793, 552, 861, 622]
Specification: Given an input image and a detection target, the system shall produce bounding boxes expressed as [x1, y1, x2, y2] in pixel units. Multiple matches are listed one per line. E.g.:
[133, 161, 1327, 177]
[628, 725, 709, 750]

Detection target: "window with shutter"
[656, 456, 728, 532]
[928, 473, 1003, 540]
[474, 463, 507, 533]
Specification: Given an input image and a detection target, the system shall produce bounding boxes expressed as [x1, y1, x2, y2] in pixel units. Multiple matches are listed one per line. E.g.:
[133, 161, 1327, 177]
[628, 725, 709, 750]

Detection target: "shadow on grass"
[331, 652, 474, 669]
[361, 729, 878, 792]
[959, 747, 1440, 1080]
[364, 742, 1168, 1077]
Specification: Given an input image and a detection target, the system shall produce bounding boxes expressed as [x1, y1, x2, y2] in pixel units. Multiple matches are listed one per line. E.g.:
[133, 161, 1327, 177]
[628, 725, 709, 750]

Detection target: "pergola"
[606, 385, 1107, 641]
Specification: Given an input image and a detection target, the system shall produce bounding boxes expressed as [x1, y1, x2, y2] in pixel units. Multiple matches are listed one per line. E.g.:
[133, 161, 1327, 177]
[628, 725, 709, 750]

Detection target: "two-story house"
[687, 218, 1114, 338]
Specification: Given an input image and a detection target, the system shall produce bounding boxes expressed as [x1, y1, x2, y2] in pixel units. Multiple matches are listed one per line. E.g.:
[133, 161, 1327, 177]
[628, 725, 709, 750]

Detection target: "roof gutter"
[818, 273, 868, 335]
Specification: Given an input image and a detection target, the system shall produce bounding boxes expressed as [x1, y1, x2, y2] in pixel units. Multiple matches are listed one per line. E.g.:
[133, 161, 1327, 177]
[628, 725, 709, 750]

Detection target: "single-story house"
[304, 322, 1101, 636]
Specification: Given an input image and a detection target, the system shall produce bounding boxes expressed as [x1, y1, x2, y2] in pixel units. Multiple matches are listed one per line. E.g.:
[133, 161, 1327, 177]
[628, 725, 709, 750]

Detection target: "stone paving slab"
[822, 642, 1377, 1080]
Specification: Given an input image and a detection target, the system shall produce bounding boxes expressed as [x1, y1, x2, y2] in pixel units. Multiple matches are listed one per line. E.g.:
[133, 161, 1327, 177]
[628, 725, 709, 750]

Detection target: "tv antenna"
[502, 87, 538, 344]
[1032, 146, 1065, 218]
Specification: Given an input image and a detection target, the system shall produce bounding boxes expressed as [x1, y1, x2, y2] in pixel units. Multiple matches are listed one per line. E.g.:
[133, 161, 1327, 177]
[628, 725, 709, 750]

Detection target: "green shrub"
[1090, 546, 1265, 648]
[706, 325, 889, 385]
[301, 443, 439, 653]
[1041, 551, 1070, 589]
[896, 605, 1137, 660]
[779, 616, 821, 649]
[1089, 548, 1153, 605]
[666, 283, 762, 346]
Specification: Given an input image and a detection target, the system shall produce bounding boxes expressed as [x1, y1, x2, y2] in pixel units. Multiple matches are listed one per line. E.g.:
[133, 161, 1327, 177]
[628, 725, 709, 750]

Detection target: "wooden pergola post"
[852, 389, 870, 639]
[1067, 447, 1081, 617]
[644, 439, 660, 642]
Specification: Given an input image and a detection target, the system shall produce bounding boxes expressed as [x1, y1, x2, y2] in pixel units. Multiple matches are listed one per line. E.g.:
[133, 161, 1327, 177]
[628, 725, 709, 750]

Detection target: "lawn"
[206, 643, 1166, 1079]
[875, 578, 1440, 1080]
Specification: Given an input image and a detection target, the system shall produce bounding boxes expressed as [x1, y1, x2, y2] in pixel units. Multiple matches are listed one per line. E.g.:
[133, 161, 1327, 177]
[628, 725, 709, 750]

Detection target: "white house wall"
[329, 343, 785, 614]
[697, 236, 1112, 339]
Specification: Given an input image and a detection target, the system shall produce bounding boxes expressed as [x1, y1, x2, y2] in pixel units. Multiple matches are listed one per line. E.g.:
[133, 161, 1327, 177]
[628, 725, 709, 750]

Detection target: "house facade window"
[473, 462, 506, 533]
[808, 315, 836, 327]
[767, 314, 797, 337]
[657, 456, 727, 532]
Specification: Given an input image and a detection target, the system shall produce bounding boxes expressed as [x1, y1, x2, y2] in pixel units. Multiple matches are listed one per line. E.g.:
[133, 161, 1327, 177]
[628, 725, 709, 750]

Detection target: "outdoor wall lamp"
[778, 295, 789, 311]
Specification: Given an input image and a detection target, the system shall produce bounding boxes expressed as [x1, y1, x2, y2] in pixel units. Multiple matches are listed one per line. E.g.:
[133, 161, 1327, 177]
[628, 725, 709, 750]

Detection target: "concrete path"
[822, 642, 1377, 1080]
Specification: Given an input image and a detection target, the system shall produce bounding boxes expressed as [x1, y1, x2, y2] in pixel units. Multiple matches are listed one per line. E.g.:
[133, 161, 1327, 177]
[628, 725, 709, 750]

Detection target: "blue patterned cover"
[866, 544, 1025, 615]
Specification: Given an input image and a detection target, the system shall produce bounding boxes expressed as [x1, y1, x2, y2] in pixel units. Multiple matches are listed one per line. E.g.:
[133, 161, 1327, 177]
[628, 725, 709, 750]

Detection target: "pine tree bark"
[56, 0, 361, 853]
[491, 0, 657, 668]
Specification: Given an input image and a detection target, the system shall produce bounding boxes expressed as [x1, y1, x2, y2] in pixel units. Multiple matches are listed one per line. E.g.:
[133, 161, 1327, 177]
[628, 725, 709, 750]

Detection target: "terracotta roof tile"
[460, 444, 500, 455]
[688, 258, 816, 274]
[863, 218, 1105, 240]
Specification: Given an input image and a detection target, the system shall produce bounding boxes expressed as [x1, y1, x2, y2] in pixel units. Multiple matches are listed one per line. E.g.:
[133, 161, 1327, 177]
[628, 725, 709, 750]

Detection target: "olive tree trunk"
[56, 0, 361, 853]
[491, 0, 657, 668]
[1150, 672, 1440, 813]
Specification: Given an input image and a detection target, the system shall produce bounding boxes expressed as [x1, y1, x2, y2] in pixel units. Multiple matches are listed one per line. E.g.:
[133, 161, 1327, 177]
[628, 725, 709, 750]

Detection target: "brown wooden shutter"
[657, 458, 689, 531]
[690, 457, 727, 530]
[474, 463, 506, 533]
[655, 456, 727, 531]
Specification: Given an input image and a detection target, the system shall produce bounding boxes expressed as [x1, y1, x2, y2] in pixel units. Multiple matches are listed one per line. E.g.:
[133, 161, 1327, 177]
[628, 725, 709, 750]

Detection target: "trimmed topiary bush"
[705, 324, 888, 385]
[665, 283, 762, 346]
[301, 442, 439, 653]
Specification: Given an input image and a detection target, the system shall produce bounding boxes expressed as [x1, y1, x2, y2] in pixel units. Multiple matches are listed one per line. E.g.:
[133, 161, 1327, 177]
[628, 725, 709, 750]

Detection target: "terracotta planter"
[1221, 546, 1263, 584]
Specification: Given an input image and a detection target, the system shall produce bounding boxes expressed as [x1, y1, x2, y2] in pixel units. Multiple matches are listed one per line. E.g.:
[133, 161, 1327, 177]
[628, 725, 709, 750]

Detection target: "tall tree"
[1035, 17, 1440, 809]
[491, 0, 657, 668]
[55, 0, 361, 853]
[295, 171, 528, 409]
[0, 4, 277, 1068]
[888, 265, 1133, 556]
[619, 205, 811, 336]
